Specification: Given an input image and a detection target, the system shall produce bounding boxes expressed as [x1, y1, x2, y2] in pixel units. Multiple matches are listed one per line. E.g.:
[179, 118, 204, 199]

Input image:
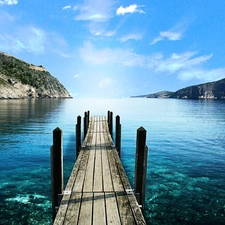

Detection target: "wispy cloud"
[120, 33, 143, 42]
[0, 0, 18, 5]
[79, 41, 146, 66]
[88, 22, 116, 36]
[152, 51, 225, 81]
[178, 68, 225, 81]
[70, 0, 116, 37]
[74, 0, 114, 22]
[116, 4, 145, 16]
[151, 31, 183, 45]
[0, 11, 15, 22]
[151, 21, 188, 45]
[79, 41, 223, 82]
[154, 52, 213, 73]
[0, 23, 68, 56]
[62, 5, 71, 10]
[0, 26, 46, 54]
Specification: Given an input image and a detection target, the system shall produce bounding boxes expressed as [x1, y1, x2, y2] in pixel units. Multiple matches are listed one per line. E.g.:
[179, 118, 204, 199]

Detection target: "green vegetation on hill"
[0, 52, 71, 98]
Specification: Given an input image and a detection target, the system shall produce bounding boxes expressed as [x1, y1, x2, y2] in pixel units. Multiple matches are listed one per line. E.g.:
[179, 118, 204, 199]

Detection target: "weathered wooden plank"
[53, 192, 70, 225]
[93, 117, 103, 192]
[83, 117, 97, 192]
[111, 131, 146, 225]
[107, 148, 124, 192]
[64, 149, 84, 191]
[93, 192, 106, 225]
[78, 192, 93, 225]
[93, 149, 103, 191]
[83, 149, 95, 192]
[64, 192, 82, 225]
[127, 194, 146, 225]
[73, 150, 90, 192]
[101, 131, 113, 192]
[105, 192, 121, 225]
[83, 117, 94, 146]
[116, 192, 136, 225]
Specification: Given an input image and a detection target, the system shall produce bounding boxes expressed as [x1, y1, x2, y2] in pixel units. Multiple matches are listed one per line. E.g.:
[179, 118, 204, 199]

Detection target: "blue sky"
[1, 0, 225, 98]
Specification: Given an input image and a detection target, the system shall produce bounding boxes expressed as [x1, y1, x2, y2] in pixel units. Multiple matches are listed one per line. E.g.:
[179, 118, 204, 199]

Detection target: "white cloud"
[155, 52, 213, 73]
[152, 51, 224, 82]
[0, 0, 18, 5]
[74, 0, 114, 22]
[0, 26, 46, 54]
[151, 21, 189, 45]
[178, 68, 225, 81]
[72, 0, 116, 37]
[79, 41, 146, 67]
[79, 41, 223, 82]
[116, 4, 145, 16]
[120, 33, 143, 42]
[0, 25, 68, 56]
[62, 5, 71, 10]
[151, 31, 183, 45]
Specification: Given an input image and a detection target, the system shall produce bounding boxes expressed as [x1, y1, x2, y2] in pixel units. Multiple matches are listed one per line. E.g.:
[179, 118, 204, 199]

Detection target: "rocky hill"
[171, 78, 225, 99]
[0, 52, 71, 99]
[132, 78, 225, 100]
[147, 91, 174, 98]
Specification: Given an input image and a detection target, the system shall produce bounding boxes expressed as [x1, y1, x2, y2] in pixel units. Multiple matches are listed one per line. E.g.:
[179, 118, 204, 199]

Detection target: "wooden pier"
[51, 113, 147, 225]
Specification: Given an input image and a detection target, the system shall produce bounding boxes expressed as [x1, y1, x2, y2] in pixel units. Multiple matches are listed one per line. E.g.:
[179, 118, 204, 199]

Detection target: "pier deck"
[53, 116, 146, 225]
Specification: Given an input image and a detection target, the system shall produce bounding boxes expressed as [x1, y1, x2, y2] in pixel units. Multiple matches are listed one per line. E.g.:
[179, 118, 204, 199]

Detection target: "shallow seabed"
[0, 98, 225, 224]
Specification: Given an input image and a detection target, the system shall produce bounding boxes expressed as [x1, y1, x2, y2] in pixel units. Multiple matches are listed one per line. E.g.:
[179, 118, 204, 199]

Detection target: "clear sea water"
[0, 98, 225, 225]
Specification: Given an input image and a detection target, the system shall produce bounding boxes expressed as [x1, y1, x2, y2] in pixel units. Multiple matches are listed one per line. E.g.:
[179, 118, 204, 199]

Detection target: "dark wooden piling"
[83, 111, 87, 139]
[51, 127, 64, 221]
[87, 110, 90, 124]
[107, 110, 110, 124]
[76, 116, 81, 159]
[115, 115, 121, 157]
[83, 111, 91, 141]
[107, 111, 113, 137]
[134, 127, 148, 211]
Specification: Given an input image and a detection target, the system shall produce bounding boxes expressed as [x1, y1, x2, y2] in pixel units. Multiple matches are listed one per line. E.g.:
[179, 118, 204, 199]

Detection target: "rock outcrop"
[171, 78, 225, 99]
[0, 52, 72, 99]
[132, 78, 225, 100]
[147, 91, 174, 98]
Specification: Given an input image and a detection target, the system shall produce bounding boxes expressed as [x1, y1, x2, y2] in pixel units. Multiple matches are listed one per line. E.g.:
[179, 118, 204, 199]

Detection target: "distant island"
[0, 52, 72, 99]
[131, 78, 225, 100]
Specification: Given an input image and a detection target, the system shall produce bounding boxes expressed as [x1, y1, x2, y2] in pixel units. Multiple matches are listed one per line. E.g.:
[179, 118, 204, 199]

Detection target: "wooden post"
[87, 110, 90, 124]
[110, 111, 113, 137]
[51, 127, 63, 221]
[86, 110, 90, 133]
[134, 127, 148, 211]
[83, 111, 87, 139]
[107, 110, 110, 124]
[116, 115, 121, 157]
[76, 116, 81, 159]
[107, 111, 113, 137]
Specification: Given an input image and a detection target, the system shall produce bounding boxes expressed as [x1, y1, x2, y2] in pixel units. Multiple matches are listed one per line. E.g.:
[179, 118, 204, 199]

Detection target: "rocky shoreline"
[0, 52, 72, 99]
[132, 78, 225, 100]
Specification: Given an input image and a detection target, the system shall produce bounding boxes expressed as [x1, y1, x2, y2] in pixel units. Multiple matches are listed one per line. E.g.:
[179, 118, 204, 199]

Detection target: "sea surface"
[0, 98, 225, 225]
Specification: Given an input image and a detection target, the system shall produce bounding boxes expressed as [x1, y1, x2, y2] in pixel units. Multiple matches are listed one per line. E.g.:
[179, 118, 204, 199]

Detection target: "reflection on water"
[0, 98, 225, 224]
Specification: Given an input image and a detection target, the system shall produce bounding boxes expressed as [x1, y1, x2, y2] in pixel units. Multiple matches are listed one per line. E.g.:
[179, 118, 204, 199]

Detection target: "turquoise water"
[0, 98, 225, 224]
